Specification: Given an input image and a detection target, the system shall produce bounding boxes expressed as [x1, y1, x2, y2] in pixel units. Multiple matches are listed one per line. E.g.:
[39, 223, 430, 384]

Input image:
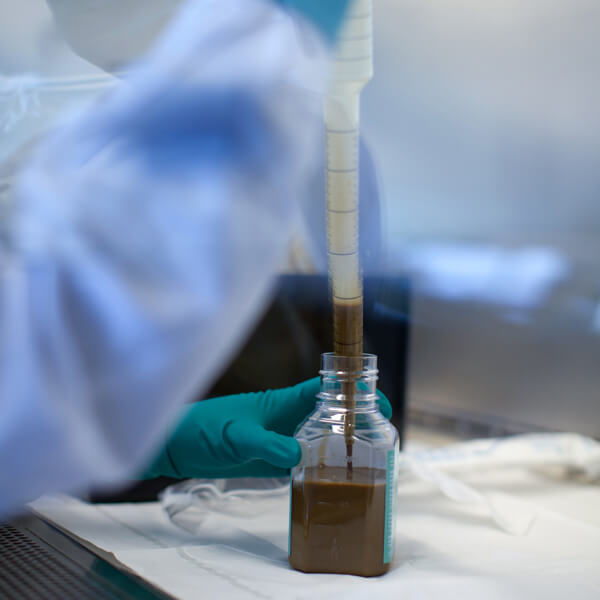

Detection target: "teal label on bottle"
[383, 449, 396, 564]
[288, 475, 293, 556]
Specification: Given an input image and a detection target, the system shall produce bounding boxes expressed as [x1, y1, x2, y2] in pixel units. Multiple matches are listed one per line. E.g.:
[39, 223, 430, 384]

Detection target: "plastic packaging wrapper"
[406, 432, 600, 477]
[161, 478, 290, 533]
[407, 433, 600, 535]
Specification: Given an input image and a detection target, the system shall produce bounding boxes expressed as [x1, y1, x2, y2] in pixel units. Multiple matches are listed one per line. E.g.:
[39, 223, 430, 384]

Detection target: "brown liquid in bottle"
[289, 466, 390, 577]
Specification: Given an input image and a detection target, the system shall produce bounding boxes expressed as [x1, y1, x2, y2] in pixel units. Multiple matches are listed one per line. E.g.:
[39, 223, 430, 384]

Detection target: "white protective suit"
[0, 0, 328, 517]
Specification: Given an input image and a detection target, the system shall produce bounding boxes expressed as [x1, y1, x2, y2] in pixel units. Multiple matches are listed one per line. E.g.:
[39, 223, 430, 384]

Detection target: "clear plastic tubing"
[325, 0, 373, 470]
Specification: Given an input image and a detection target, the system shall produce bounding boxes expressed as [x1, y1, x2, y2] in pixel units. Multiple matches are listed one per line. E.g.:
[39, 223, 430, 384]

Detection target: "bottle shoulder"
[295, 405, 398, 446]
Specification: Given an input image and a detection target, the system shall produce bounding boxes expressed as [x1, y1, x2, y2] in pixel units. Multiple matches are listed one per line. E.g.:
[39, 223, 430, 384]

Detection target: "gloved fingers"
[292, 376, 322, 412]
[225, 420, 301, 469]
[258, 377, 320, 434]
[285, 377, 392, 419]
[351, 380, 392, 419]
[141, 445, 180, 480]
[375, 389, 392, 420]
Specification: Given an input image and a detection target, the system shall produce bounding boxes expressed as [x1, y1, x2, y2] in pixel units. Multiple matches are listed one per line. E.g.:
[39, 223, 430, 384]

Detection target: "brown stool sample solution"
[289, 466, 389, 577]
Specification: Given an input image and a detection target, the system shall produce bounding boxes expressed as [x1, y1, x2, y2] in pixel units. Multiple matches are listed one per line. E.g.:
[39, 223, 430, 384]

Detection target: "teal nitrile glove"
[143, 377, 391, 479]
[274, 0, 352, 44]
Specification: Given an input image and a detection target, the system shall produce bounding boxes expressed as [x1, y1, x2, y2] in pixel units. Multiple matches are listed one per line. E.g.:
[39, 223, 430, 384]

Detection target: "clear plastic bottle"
[288, 353, 399, 576]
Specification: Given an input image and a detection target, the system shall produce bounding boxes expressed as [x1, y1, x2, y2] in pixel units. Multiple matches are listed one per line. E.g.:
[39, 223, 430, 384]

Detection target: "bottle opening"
[319, 353, 378, 403]
[320, 352, 378, 377]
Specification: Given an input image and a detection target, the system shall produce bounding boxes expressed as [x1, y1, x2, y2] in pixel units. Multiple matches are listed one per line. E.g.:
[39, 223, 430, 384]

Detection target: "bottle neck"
[316, 396, 377, 414]
[317, 353, 378, 411]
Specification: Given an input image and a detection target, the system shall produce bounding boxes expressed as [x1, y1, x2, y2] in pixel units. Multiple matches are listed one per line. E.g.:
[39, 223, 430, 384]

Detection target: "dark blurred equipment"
[207, 274, 410, 436]
[91, 273, 411, 503]
[0, 516, 173, 600]
[408, 288, 600, 440]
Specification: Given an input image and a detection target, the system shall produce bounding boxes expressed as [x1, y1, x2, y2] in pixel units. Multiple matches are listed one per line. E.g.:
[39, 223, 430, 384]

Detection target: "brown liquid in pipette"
[333, 300, 363, 358]
[289, 466, 389, 577]
[333, 300, 363, 478]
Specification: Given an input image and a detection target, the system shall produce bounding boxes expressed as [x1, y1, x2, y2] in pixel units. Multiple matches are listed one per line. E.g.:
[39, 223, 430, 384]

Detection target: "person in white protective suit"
[0, 0, 392, 517]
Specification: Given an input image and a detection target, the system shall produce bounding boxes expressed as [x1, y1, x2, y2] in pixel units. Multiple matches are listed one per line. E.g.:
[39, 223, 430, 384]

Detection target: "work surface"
[31, 437, 600, 600]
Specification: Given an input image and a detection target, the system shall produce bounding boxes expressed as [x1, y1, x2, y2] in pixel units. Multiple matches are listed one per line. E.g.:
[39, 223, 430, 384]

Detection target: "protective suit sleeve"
[0, 0, 329, 518]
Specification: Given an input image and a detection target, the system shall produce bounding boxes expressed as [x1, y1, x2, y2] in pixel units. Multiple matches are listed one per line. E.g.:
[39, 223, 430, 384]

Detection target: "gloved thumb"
[225, 421, 302, 469]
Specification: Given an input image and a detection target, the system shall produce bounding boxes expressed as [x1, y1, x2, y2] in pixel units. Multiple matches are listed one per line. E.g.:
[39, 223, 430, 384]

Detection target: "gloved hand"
[274, 0, 352, 44]
[143, 377, 392, 479]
